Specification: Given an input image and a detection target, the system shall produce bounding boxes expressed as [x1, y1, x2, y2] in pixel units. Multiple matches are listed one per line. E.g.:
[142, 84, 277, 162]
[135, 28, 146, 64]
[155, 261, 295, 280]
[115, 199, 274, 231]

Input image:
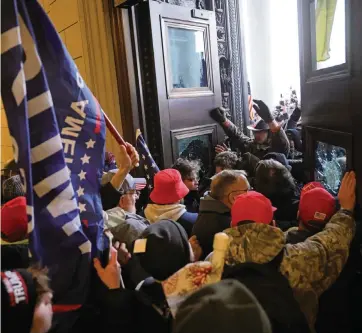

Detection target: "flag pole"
[102, 110, 126, 146]
[102, 111, 139, 167]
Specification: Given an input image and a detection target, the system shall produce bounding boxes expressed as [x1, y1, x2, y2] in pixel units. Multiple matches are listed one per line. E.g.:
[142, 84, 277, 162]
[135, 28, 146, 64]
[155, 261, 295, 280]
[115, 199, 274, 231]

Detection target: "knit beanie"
[2, 175, 25, 203]
[173, 279, 272, 333]
[134, 219, 191, 281]
[1, 269, 38, 333]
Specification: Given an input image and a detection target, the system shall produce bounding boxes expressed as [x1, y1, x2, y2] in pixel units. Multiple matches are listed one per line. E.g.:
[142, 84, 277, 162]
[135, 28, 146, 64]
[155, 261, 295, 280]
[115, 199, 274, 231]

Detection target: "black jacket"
[268, 193, 299, 222]
[135, 277, 172, 333]
[1, 242, 29, 270]
[192, 193, 231, 258]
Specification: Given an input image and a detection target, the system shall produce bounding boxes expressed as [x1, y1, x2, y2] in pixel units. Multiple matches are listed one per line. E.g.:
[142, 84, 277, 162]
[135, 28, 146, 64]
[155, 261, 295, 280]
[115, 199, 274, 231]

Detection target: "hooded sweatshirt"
[144, 204, 197, 236]
[223, 210, 355, 330]
[192, 193, 231, 259]
[134, 220, 191, 333]
[173, 279, 272, 333]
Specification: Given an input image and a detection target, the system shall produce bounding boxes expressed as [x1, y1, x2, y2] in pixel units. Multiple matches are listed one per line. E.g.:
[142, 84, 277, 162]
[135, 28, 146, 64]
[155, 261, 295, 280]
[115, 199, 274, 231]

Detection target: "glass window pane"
[315, 141, 346, 195]
[315, 0, 346, 70]
[167, 27, 208, 89]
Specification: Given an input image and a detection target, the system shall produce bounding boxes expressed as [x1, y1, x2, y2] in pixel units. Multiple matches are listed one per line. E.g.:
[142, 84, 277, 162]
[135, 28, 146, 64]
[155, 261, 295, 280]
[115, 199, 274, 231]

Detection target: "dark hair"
[172, 158, 200, 180]
[255, 159, 296, 198]
[214, 151, 238, 170]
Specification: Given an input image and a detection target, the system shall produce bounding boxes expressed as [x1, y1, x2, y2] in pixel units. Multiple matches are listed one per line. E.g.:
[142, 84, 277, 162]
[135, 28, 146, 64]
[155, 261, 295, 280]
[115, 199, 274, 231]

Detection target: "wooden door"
[136, 1, 222, 170]
[298, 0, 362, 207]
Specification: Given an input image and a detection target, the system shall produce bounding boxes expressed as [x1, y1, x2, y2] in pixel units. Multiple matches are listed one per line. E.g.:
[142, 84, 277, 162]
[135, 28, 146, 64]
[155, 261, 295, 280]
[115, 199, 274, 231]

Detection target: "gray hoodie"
[105, 207, 150, 250]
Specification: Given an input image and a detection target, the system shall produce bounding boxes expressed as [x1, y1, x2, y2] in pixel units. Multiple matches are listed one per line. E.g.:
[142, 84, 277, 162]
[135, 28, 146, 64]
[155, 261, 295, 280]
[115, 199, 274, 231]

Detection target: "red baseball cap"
[299, 182, 336, 226]
[150, 169, 189, 204]
[231, 191, 277, 227]
[1, 196, 28, 242]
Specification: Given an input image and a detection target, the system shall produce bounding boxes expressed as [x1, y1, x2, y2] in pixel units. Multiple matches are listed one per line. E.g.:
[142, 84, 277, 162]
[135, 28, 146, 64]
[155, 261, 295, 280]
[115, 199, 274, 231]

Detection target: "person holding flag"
[1, 1, 138, 332]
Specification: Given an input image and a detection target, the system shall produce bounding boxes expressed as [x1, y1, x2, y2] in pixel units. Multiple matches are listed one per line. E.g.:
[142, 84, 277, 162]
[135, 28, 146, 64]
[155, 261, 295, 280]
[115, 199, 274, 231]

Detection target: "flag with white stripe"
[1, 0, 106, 309]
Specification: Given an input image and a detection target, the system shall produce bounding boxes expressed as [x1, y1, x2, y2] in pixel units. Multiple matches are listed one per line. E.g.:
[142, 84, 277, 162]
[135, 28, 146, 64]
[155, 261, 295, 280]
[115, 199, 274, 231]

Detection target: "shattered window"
[315, 141, 346, 196]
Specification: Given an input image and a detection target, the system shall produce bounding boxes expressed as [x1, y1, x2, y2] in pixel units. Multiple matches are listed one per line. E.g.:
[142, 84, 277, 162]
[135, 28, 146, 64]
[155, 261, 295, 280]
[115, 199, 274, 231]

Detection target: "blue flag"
[1, 0, 106, 308]
[136, 129, 160, 190]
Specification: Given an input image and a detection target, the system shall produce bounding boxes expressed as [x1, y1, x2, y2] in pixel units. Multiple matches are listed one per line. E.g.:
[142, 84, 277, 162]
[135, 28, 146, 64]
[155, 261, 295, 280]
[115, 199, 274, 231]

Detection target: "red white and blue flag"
[1, 0, 106, 310]
[136, 129, 160, 190]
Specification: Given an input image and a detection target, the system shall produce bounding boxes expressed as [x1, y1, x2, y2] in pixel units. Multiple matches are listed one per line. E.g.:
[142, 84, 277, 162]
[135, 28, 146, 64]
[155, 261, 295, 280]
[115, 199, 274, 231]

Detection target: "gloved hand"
[253, 100, 274, 123]
[210, 107, 227, 123]
[290, 106, 301, 122]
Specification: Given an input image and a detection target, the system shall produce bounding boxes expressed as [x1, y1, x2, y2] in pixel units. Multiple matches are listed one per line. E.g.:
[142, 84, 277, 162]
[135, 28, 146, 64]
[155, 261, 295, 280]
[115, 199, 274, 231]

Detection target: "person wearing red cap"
[285, 182, 336, 245]
[224, 172, 357, 330]
[1, 196, 29, 270]
[144, 169, 198, 236]
[230, 191, 277, 227]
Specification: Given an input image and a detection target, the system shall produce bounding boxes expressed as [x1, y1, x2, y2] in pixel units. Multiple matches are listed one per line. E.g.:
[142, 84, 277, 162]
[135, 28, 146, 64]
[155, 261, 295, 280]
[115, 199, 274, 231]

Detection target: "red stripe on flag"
[52, 304, 82, 313]
[93, 95, 101, 134]
[135, 184, 146, 190]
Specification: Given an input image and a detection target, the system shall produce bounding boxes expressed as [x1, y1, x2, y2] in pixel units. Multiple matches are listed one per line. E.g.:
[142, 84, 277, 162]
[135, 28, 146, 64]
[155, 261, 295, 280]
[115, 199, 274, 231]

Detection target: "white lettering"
[64, 157, 73, 164]
[70, 100, 88, 119]
[62, 138, 76, 155]
[76, 72, 84, 89]
[61, 117, 84, 138]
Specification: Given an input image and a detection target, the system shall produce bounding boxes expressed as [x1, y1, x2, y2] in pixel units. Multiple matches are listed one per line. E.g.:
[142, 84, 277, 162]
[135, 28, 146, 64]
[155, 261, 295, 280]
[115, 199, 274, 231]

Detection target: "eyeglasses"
[123, 190, 140, 197]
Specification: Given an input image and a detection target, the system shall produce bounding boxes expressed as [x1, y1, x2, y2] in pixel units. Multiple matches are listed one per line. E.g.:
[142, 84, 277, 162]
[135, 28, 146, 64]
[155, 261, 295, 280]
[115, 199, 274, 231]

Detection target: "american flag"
[136, 129, 160, 190]
[1, 0, 107, 312]
[248, 82, 259, 125]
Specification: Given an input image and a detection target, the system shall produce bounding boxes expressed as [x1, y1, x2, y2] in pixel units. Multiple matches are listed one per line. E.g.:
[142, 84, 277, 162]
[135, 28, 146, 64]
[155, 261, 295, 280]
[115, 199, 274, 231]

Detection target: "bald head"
[210, 170, 250, 208]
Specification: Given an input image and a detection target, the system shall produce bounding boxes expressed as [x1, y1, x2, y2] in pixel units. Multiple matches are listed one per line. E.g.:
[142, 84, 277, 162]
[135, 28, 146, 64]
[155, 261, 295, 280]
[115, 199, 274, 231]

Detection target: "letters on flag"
[1, 0, 106, 307]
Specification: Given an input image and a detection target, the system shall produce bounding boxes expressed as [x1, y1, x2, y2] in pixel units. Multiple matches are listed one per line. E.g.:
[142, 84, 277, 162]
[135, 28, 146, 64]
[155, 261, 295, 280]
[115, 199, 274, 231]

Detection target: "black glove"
[210, 107, 227, 124]
[253, 100, 274, 123]
[290, 107, 301, 122]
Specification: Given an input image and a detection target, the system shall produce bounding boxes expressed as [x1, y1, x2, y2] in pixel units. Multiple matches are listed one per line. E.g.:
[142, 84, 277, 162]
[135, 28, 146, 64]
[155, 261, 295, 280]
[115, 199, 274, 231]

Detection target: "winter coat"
[220, 120, 290, 159]
[183, 191, 200, 213]
[105, 207, 150, 250]
[192, 193, 231, 258]
[144, 203, 197, 236]
[223, 210, 355, 330]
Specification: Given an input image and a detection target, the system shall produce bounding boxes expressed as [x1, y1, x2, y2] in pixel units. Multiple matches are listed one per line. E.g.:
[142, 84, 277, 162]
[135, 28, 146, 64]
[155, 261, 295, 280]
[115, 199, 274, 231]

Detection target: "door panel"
[148, 1, 222, 168]
[298, 0, 362, 207]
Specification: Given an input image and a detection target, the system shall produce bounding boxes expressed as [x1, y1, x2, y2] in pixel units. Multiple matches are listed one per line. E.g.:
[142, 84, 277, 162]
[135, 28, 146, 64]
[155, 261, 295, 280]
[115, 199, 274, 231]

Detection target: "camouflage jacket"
[221, 120, 290, 159]
[224, 210, 355, 330]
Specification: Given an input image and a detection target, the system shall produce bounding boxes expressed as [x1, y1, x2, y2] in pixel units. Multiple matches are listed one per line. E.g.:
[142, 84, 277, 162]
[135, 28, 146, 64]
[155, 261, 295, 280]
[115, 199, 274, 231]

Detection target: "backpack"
[222, 252, 310, 333]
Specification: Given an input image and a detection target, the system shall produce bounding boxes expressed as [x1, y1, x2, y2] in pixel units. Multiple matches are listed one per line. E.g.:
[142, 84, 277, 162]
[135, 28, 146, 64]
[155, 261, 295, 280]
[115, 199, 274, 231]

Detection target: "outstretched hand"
[338, 171, 356, 212]
[94, 246, 121, 289]
[210, 107, 227, 124]
[215, 144, 228, 154]
[253, 100, 274, 124]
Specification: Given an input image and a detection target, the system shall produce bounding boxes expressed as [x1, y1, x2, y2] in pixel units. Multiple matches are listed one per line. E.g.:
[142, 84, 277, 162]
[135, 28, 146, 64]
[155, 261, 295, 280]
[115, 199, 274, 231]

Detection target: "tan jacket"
[224, 210, 355, 329]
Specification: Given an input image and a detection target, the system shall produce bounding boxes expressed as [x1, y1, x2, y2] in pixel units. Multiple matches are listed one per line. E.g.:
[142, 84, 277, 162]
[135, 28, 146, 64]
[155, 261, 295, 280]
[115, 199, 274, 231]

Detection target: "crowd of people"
[1, 101, 361, 333]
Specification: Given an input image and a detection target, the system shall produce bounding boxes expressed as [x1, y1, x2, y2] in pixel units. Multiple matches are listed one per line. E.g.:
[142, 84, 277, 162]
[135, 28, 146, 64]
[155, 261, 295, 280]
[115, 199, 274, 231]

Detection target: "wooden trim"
[108, 4, 138, 144]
